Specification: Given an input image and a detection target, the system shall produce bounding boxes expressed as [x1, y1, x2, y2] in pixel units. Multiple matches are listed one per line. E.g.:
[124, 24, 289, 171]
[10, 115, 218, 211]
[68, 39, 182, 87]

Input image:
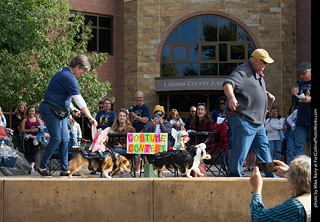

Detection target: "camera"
[154, 114, 160, 119]
[128, 108, 134, 113]
[257, 162, 277, 172]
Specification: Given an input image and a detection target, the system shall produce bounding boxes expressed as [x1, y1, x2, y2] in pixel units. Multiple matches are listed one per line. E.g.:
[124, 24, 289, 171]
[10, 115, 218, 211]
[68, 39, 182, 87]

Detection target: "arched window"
[161, 15, 256, 77]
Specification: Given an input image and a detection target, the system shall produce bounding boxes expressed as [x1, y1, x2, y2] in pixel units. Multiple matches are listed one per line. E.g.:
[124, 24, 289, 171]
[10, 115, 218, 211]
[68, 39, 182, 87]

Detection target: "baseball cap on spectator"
[153, 105, 165, 115]
[251, 48, 274, 64]
[296, 62, 311, 72]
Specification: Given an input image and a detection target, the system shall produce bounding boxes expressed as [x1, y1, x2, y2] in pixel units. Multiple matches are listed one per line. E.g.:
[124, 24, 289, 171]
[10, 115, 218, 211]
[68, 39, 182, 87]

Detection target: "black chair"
[204, 132, 228, 177]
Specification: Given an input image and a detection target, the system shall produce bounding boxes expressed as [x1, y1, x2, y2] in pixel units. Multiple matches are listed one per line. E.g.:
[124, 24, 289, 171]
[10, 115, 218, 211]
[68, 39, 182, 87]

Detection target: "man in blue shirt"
[129, 91, 151, 132]
[291, 62, 311, 158]
[95, 98, 116, 129]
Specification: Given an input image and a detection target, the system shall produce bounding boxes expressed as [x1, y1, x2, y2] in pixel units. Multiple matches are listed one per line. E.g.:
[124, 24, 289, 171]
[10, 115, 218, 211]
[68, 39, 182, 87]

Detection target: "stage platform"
[0, 176, 291, 222]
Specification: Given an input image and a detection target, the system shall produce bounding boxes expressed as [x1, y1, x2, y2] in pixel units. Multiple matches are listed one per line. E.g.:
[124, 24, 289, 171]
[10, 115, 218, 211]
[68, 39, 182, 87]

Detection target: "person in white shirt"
[264, 107, 285, 160]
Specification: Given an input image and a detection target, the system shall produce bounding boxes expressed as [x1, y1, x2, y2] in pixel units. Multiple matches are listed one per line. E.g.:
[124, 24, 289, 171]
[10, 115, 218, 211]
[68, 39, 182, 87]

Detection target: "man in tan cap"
[223, 48, 276, 177]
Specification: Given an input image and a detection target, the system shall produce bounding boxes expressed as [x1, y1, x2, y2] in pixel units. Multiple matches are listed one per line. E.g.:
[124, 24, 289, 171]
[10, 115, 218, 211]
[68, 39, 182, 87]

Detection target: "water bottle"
[1, 140, 4, 148]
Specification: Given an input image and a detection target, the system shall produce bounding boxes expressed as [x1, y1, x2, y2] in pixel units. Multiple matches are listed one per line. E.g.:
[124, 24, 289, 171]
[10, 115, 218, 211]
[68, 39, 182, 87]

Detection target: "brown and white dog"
[69, 151, 131, 178]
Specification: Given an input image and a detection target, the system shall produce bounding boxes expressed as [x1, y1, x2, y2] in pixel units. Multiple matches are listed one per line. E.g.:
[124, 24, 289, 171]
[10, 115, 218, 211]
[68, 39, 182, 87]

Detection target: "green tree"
[0, 0, 111, 114]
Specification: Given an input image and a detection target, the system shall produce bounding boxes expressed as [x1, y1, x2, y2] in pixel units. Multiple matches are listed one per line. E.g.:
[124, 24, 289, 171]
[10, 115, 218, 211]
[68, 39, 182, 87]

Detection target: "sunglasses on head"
[171, 109, 177, 112]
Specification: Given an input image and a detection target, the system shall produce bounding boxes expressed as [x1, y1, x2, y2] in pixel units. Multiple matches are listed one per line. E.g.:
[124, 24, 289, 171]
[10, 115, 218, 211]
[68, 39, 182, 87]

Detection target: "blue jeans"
[294, 126, 311, 158]
[111, 148, 127, 156]
[39, 113, 70, 172]
[269, 140, 282, 161]
[286, 129, 295, 165]
[228, 116, 275, 177]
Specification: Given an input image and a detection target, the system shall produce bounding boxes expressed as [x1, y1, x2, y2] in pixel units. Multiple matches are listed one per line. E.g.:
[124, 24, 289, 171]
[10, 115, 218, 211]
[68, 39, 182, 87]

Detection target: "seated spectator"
[129, 91, 151, 174]
[250, 155, 311, 221]
[109, 109, 136, 156]
[69, 117, 82, 146]
[168, 108, 185, 130]
[190, 103, 215, 150]
[129, 91, 151, 132]
[12, 102, 27, 152]
[264, 107, 285, 160]
[185, 106, 196, 130]
[0, 105, 6, 127]
[95, 98, 116, 130]
[20, 105, 44, 173]
[211, 96, 227, 123]
[145, 105, 173, 146]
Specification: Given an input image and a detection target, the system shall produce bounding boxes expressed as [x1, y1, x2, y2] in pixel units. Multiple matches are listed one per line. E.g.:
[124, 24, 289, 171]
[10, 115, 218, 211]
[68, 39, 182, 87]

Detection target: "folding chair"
[205, 123, 229, 177]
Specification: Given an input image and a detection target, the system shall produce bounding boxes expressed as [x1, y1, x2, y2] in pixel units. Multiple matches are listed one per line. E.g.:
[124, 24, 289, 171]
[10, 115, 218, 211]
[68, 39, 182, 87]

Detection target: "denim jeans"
[269, 140, 282, 161]
[228, 116, 275, 177]
[286, 129, 295, 165]
[39, 113, 70, 172]
[294, 126, 311, 158]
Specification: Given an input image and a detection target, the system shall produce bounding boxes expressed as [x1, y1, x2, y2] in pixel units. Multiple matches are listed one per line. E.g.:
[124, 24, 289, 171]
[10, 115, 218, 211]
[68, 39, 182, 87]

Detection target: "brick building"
[69, 0, 311, 119]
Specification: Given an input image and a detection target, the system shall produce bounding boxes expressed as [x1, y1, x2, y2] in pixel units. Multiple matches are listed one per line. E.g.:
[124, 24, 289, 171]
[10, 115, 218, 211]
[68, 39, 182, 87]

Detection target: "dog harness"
[81, 150, 117, 173]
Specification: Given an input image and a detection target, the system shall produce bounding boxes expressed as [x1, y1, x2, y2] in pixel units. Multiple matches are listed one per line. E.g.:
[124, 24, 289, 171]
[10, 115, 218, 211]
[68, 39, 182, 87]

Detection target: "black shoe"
[60, 172, 70, 177]
[37, 168, 51, 177]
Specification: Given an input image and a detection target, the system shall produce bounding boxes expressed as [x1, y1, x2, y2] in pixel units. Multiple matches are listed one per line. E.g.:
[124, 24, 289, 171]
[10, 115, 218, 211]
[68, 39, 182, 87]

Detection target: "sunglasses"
[297, 69, 310, 76]
[219, 103, 225, 105]
[171, 109, 177, 112]
[99, 107, 103, 109]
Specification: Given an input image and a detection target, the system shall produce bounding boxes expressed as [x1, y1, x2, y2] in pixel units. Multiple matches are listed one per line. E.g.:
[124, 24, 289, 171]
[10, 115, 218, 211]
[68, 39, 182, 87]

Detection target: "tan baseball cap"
[251, 48, 274, 64]
[153, 105, 165, 115]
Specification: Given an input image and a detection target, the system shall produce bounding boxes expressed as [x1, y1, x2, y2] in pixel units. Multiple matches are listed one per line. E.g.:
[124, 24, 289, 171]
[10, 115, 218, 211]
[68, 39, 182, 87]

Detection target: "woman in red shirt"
[190, 103, 215, 150]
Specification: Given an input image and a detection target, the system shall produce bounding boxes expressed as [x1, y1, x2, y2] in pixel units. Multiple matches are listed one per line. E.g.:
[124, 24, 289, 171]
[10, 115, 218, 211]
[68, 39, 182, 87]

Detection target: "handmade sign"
[126, 133, 168, 154]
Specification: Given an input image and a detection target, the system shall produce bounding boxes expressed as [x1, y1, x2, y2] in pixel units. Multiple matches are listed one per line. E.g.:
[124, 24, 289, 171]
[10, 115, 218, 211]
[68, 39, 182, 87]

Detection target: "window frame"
[160, 15, 255, 77]
[70, 11, 113, 55]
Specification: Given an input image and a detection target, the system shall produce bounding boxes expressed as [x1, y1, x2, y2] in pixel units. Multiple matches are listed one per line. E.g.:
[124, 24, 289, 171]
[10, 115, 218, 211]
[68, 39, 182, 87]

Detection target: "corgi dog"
[69, 151, 131, 178]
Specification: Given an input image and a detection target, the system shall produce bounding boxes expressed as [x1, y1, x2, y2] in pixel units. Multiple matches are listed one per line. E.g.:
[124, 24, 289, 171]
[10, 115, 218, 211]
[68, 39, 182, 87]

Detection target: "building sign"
[127, 133, 168, 154]
[155, 77, 226, 92]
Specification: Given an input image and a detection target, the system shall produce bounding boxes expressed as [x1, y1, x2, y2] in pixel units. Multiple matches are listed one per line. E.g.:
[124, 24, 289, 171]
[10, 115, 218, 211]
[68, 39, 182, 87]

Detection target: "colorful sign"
[126, 133, 168, 154]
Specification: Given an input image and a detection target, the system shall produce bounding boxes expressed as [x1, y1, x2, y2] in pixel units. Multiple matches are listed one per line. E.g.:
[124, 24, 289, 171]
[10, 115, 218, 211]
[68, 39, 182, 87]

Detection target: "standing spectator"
[168, 108, 185, 130]
[129, 91, 151, 132]
[211, 96, 227, 123]
[12, 102, 27, 152]
[291, 62, 311, 158]
[37, 54, 97, 177]
[283, 106, 296, 165]
[264, 107, 284, 161]
[250, 156, 311, 221]
[223, 48, 275, 177]
[0, 105, 6, 127]
[95, 98, 116, 130]
[185, 106, 196, 130]
[69, 117, 82, 146]
[109, 109, 136, 156]
[190, 103, 215, 150]
[286, 108, 298, 165]
[20, 105, 44, 173]
[129, 91, 151, 173]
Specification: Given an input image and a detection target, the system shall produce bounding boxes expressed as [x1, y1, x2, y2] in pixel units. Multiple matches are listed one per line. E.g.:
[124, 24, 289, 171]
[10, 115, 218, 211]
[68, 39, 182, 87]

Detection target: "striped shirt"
[250, 193, 306, 222]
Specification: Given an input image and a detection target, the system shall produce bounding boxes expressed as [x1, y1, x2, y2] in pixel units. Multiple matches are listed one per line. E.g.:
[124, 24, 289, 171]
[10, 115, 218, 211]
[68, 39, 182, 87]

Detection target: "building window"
[161, 15, 256, 77]
[70, 12, 113, 55]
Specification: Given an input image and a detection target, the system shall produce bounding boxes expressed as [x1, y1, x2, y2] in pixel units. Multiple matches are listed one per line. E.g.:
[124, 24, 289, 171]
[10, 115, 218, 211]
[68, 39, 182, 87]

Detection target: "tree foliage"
[0, 0, 111, 114]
